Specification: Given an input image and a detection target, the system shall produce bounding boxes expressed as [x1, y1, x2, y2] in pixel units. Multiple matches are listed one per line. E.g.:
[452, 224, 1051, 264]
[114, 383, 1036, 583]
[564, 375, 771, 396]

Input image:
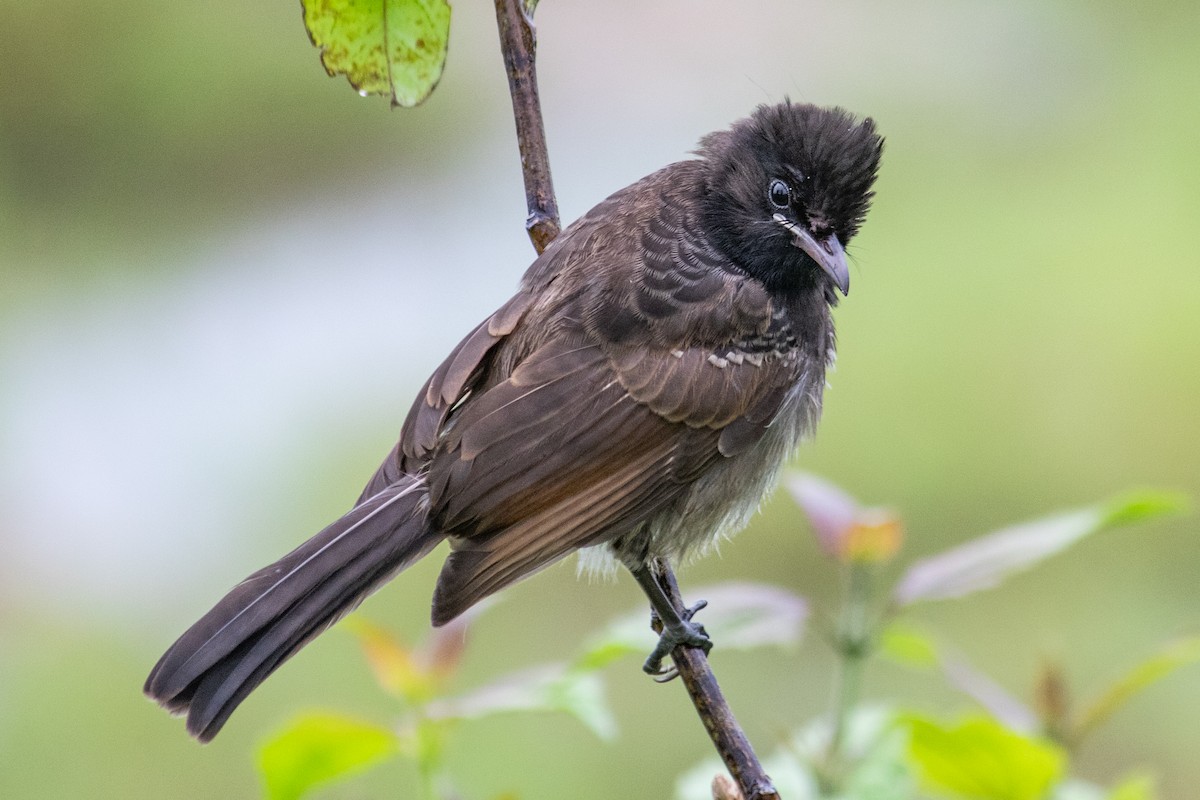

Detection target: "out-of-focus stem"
[414, 717, 442, 800]
[820, 563, 874, 793]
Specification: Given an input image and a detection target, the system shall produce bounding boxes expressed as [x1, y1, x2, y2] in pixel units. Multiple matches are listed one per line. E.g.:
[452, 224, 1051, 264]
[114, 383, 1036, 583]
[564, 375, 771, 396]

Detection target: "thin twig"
[493, 0, 560, 253]
[491, 3, 778, 798]
[655, 567, 781, 800]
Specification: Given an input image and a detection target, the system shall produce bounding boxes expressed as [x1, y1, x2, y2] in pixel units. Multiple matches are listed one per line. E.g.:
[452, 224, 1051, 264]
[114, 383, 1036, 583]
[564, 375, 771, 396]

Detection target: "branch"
[655, 567, 781, 800]
[492, 4, 779, 798]
[493, 0, 560, 254]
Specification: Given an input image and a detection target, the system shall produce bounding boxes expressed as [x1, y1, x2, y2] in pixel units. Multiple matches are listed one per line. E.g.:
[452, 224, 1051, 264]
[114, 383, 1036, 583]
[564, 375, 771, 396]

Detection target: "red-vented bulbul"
[145, 101, 884, 741]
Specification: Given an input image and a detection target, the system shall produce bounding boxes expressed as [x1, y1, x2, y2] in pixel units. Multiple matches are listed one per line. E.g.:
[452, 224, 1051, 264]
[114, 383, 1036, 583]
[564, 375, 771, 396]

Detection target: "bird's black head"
[698, 101, 883, 298]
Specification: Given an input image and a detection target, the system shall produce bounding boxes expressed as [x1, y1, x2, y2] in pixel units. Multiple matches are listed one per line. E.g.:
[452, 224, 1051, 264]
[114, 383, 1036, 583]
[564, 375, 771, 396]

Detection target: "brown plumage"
[145, 101, 884, 741]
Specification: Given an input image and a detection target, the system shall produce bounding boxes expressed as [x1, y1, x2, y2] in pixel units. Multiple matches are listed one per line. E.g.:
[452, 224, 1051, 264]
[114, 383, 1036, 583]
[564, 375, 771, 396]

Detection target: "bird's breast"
[642, 348, 827, 563]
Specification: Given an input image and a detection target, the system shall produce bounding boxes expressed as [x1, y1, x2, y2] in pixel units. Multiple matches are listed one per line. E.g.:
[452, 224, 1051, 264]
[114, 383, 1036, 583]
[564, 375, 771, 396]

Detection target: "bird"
[144, 100, 884, 742]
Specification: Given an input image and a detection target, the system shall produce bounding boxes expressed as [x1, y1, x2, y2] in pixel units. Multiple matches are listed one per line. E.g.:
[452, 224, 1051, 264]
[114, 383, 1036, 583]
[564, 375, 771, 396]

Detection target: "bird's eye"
[768, 179, 791, 209]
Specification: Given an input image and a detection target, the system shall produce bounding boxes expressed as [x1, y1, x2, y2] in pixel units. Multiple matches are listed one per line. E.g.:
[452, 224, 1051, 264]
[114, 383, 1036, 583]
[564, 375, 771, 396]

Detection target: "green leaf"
[1100, 490, 1188, 527]
[302, 0, 452, 107]
[903, 714, 1065, 800]
[258, 713, 399, 800]
[573, 639, 637, 673]
[879, 622, 941, 670]
[894, 491, 1184, 605]
[1074, 637, 1200, 741]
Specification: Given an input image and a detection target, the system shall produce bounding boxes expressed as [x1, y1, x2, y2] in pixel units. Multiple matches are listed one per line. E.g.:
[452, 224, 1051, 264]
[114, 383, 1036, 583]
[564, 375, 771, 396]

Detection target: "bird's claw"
[681, 599, 708, 622]
[643, 600, 712, 679]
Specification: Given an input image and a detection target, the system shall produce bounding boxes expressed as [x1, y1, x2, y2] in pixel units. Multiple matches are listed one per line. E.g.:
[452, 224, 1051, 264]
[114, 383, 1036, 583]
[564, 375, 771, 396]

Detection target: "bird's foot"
[644, 599, 711, 681]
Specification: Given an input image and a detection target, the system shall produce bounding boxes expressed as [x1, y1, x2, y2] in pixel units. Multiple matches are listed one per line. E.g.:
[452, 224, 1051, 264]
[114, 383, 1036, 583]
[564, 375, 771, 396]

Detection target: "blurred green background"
[1, 1, 1197, 797]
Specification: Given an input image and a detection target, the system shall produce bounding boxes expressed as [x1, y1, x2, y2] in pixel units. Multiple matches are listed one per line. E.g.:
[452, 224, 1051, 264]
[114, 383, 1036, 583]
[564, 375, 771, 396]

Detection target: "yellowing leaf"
[844, 510, 904, 563]
[258, 713, 398, 800]
[344, 616, 428, 700]
[785, 472, 862, 558]
[303, 0, 452, 107]
[903, 715, 1065, 800]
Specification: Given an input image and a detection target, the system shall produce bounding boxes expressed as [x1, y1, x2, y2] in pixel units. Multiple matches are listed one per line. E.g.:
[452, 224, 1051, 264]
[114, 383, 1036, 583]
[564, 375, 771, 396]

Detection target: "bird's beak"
[773, 214, 850, 295]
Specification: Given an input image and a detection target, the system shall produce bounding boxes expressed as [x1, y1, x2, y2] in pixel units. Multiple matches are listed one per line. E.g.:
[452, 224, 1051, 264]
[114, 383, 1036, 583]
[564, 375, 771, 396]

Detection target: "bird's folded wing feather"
[421, 326, 804, 621]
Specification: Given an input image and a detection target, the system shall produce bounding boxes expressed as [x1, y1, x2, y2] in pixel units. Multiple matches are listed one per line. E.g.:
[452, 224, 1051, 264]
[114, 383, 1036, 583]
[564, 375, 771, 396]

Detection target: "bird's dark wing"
[422, 177, 810, 623]
[424, 336, 806, 624]
[423, 336, 720, 624]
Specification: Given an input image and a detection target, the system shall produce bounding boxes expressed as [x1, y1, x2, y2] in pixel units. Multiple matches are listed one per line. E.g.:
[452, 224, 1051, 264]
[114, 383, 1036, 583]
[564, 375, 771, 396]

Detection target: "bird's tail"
[144, 476, 438, 742]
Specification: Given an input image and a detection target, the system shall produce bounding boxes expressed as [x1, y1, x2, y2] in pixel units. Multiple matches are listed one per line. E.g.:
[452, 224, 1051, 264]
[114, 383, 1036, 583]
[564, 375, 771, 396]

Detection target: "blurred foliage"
[260, 581, 807, 798]
[671, 481, 1187, 800]
[903, 715, 1066, 800]
[259, 713, 398, 800]
[254, 478, 1186, 798]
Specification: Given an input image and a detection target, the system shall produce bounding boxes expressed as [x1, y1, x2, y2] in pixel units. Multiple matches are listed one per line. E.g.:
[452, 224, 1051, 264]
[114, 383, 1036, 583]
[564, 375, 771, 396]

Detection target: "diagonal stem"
[654, 565, 781, 800]
[493, 0, 560, 253]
